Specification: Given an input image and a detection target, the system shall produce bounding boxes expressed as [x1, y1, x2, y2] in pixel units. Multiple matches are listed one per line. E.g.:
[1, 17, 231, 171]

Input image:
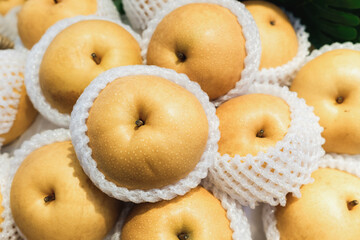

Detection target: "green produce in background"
[113, 0, 360, 48]
[265, 0, 360, 48]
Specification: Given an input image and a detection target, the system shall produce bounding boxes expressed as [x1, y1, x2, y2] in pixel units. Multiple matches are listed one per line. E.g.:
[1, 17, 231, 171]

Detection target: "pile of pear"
[0, 0, 359, 240]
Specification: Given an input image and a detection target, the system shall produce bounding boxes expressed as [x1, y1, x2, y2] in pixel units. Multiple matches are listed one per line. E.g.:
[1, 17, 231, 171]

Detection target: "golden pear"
[39, 19, 142, 114]
[216, 93, 290, 157]
[10, 141, 122, 240]
[17, 0, 97, 49]
[276, 168, 360, 240]
[146, 3, 246, 100]
[121, 186, 233, 240]
[291, 49, 360, 154]
[86, 75, 209, 190]
[244, 0, 298, 69]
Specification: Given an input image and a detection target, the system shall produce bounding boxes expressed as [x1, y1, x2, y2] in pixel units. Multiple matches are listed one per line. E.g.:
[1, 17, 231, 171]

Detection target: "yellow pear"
[0, 74, 37, 146]
[39, 19, 142, 114]
[17, 0, 97, 49]
[216, 93, 290, 156]
[291, 49, 360, 154]
[244, 1, 298, 69]
[146, 3, 246, 100]
[121, 186, 233, 239]
[0, 0, 24, 15]
[276, 168, 360, 240]
[10, 141, 122, 240]
[86, 75, 209, 190]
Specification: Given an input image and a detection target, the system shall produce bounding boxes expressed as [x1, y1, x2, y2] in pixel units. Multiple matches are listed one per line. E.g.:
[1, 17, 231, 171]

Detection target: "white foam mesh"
[255, 11, 310, 87]
[104, 203, 134, 240]
[25, 15, 142, 127]
[0, 6, 21, 42]
[208, 83, 325, 209]
[141, 0, 261, 107]
[0, 153, 22, 240]
[123, 0, 168, 30]
[2, 129, 70, 240]
[107, 180, 251, 240]
[0, 50, 27, 149]
[70, 65, 220, 203]
[96, 0, 121, 21]
[262, 153, 360, 240]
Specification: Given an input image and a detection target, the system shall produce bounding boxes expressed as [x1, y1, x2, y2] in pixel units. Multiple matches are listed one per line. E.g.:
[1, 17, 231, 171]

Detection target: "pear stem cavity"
[176, 51, 187, 62]
[91, 53, 101, 65]
[270, 20, 276, 26]
[54, 0, 58, 3]
[336, 96, 344, 104]
[177, 233, 189, 240]
[348, 200, 359, 210]
[135, 119, 145, 128]
[44, 194, 55, 203]
[256, 129, 265, 138]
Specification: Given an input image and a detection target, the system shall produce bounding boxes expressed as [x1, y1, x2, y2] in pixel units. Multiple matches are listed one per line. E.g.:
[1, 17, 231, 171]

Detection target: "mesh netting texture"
[0, 50, 27, 149]
[123, 0, 168, 30]
[0, 153, 22, 240]
[70, 65, 220, 203]
[140, 0, 261, 107]
[208, 83, 325, 208]
[25, 15, 141, 127]
[262, 153, 360, 240]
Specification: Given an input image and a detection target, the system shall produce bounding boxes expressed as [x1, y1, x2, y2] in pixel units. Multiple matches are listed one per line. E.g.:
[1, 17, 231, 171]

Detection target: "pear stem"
[336, 96, 344, 104]
[348, 200, 359, 210]
[44, 194, 55, 203]
[91, 53, 101, 65]
[177, 233, 189, 240]
[256, 129, 265, 138]
[176, 51, 187, 62]
[135, 119, 144, 127]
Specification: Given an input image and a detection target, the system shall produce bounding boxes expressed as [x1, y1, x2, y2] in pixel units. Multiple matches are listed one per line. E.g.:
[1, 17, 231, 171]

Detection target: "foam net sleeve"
[208, 83, 325, 208]
[0, 50, 27, 149]
[262, 153, 360, 240]
[0, 153, 23, 239]
[70, 65, 220, 203]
